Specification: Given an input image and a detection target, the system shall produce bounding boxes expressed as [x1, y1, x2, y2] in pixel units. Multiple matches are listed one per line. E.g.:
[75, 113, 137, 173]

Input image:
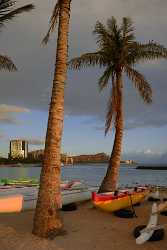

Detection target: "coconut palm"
[32, 0, 71, 238]
[0, 0, 34, 71]
[69, 17, 167, 192]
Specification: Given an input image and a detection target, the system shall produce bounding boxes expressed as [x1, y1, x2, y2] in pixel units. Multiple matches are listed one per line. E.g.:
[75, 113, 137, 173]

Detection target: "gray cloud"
[0, 104, 30, 124]
[0, 114, 18, 124]
[16, 137, 44, 146]
[0, 0, 167, 130]
[27, 138, 44, 146]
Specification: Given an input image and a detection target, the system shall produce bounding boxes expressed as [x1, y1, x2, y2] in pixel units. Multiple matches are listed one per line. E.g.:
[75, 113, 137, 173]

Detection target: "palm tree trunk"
[98, 75, 123, 193]
[32, 0, 71, 238]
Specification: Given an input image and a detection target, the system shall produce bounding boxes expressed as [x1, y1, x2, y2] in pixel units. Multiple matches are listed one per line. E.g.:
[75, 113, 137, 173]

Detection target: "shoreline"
[0, 190, 167, 250]
[0, 162, 137, 167]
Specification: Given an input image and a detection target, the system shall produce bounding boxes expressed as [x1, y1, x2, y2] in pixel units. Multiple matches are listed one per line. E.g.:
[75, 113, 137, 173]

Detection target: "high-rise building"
[9, 140, 28, 159]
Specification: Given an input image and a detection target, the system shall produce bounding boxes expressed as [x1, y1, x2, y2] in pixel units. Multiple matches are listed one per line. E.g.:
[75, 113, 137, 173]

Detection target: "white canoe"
[0, 186, 97, 213]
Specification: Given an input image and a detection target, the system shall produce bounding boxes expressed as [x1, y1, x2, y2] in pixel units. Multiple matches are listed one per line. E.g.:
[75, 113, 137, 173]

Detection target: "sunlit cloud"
[20, 138, 45, 146]
[0, 104, 30, 113]
[0, 104, 30, 124]
[122, 149, 166, 164]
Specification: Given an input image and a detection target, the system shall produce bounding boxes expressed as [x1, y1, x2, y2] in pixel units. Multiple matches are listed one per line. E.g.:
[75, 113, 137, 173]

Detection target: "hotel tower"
[9, 140, 28, 159]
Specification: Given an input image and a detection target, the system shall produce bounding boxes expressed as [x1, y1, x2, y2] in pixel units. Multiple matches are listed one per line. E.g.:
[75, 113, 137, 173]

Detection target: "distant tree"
[32, 0, 72, 238]
[69, 17, 167, 192]
[0, 0, 34, 71]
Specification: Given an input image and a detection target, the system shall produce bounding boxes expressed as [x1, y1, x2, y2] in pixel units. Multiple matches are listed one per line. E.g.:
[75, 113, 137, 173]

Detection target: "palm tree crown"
[0, 0, 34, 71]
[69, 17, 167, 134]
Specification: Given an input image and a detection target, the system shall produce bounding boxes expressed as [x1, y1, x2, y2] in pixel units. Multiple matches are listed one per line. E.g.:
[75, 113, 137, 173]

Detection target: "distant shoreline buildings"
[7, 141, 135, 164]
[27, 149, 136, 164]
[9, 140, 28, 159]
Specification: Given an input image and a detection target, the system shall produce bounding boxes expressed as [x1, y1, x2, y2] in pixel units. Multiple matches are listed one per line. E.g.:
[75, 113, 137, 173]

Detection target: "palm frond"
[0, 4, 34, 26]
[0, 0, 15, 15]
[122, 17, 134, 36]
[98, 66, 113, 91]
[128, 41, 167, 65]
[69, 16, 166, 136]
[106, 16, 117, 33]
[42, 0, 60, 45]
[93, 20, 113, 48]
[69, 52, 104, 70]
[125, 65, 152, 103]
[0, 54, 17, 71]
[105, 78, 118, 135]
[138, 41, 167, 59]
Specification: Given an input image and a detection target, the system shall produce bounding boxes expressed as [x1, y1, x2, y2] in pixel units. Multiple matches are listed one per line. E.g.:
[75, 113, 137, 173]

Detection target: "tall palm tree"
[69, 17, 167, 192]
[0, 0, 34, 71]
[32, 0, 71, 238]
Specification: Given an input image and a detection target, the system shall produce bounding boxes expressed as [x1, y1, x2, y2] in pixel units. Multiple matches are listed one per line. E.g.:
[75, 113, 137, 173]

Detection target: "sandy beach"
[0, 191, 167, 250]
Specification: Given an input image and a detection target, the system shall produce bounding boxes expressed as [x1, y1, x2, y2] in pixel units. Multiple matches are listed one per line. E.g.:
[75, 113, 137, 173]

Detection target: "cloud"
[28, 138, 44, 146]
[0, 114, 18, 124]
[18, 138, 44, 146]
[122, 149, 167, 164]
[0, 104, 30, 113]
[0, 104, 30, 124]
[0, 0, 166, 130]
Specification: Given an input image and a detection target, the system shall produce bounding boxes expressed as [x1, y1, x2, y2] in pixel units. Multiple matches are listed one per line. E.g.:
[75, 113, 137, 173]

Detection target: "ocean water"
[0, 163, 167, 187]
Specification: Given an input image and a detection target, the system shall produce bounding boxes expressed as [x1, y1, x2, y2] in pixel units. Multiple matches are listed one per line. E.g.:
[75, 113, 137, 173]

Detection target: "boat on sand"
[92, 187, 149, 213]
[0, 178, 39, 186]
[0, 181, 98, 213]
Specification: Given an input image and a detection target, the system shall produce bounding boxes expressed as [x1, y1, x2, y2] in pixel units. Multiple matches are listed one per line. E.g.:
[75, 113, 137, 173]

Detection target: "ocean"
[0, 163, 167, 187]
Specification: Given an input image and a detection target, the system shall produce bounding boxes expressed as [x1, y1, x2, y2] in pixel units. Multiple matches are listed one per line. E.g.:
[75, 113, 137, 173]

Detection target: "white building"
[9, 140, 28, 159]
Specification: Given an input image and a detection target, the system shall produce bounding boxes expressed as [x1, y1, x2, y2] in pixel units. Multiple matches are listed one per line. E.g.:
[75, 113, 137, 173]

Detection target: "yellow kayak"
[92, 187, 149, 213]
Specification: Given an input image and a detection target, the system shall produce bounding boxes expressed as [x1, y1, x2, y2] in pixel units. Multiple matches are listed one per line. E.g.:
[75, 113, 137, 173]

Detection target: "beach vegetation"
[0, 0, 34, 71]
[32, 0, 71, 238]
[69, 16, 167, 192]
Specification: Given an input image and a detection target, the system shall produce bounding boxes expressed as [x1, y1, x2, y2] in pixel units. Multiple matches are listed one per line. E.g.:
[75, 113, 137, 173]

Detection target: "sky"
[0, 0, 167, 163]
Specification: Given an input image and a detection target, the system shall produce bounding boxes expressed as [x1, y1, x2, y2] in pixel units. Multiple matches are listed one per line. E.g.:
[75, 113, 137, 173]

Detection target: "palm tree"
[69, 17, 167, 192]
[32, 0, 71, 238]
[0, 0, 34, 71]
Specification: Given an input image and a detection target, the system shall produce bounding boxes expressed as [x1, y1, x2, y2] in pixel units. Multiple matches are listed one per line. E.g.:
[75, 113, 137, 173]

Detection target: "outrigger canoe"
[0, 178, 39, 186]
[0, 179, 83, 189]
[92, 187, 149, 213]
[0, 181, 98, 213]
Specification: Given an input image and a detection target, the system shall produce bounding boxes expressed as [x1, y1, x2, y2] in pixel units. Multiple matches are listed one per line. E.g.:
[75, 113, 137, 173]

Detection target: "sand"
[0, 194, 167, 250]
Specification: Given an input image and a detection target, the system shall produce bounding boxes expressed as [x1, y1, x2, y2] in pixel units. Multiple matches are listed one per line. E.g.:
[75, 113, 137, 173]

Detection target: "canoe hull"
[0, 195, 23, 213]
[0, 187, 97, 213]
[92, 189, 149, 213]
